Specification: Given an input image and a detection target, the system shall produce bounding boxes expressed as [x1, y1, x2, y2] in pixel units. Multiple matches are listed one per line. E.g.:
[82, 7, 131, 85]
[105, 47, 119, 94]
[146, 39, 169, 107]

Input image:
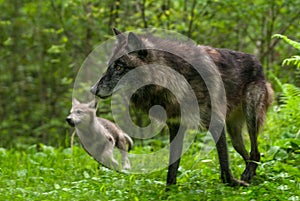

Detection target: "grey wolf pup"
[90, 28, 273, 186]
[66, 98, 133, 170]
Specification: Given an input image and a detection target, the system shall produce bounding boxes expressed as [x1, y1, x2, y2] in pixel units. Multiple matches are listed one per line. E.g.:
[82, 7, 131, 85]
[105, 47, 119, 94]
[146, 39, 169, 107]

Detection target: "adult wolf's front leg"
[166, 123, 185, 186]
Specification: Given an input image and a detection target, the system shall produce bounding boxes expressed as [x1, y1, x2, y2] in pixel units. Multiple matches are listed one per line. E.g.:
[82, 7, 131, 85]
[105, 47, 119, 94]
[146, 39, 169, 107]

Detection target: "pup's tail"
[124, 133, 134, 151]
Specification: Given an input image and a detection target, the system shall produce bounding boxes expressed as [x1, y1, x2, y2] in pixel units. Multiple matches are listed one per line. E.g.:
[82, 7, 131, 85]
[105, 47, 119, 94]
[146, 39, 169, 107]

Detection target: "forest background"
[1, 0, 300, 200]
[1, 0, 299, 147]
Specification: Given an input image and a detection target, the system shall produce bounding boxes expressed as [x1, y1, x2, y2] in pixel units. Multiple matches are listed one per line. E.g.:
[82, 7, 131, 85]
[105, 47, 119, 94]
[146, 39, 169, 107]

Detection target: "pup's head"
[90, 28, 151, 98]
[66, 98, 98, 127]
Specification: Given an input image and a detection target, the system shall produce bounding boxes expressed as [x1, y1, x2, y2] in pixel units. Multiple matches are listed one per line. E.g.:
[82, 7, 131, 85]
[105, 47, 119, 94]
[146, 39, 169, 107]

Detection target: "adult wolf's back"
[91, 28, 273, 187]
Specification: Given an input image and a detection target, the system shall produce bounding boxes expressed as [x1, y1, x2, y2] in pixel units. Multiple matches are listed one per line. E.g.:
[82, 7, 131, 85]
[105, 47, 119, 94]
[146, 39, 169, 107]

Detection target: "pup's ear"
[112, 27, 125, 43]
[88, 99, 98, 109]
[72, 98, 80, 106]
[126, 32, 147, 58]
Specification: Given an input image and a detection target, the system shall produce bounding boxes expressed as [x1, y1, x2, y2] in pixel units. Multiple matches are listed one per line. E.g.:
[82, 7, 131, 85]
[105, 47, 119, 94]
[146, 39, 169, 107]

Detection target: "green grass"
[0, 134, 299, 201]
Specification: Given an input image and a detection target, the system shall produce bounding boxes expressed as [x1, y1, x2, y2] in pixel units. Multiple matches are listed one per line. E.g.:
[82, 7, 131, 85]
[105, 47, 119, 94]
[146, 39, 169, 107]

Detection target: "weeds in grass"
[0, 133, 299, 201]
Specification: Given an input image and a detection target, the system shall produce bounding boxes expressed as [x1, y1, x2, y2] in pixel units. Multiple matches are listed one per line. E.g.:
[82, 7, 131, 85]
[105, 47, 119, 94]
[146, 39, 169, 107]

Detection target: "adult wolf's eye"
[76, 110, 82, 114]
[116, 65, 123, 71]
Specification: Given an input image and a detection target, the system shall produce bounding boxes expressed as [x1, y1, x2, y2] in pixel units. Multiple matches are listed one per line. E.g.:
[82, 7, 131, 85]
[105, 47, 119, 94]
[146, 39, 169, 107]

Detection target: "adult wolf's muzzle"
[90, 79, 113, 99]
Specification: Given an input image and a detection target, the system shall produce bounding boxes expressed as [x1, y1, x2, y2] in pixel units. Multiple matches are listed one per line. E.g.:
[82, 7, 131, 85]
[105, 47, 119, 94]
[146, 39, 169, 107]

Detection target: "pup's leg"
[121, 151, 131, 170]
[117, 137, 131, 169]
[101, 143, 119, 170]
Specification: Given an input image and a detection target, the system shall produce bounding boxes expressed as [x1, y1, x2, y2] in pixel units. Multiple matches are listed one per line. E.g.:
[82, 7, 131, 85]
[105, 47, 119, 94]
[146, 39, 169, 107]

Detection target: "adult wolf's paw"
[230, 178, 249, 187]
[241, 163, 257, 183]
[226, 178, 249, 187]
[222, 174, 249, 187]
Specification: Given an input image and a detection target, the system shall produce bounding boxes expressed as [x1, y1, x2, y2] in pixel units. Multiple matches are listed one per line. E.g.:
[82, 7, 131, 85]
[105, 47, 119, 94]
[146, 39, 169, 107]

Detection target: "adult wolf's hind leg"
[226, 121, 249, 163]
[213, 127, 248, 186]
[241, 81, 270, 182]
[226, 107, 249, 163]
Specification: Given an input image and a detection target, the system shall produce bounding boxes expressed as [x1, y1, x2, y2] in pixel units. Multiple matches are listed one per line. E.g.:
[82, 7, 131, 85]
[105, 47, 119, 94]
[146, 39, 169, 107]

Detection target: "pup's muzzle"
[66, 117, 75, 127]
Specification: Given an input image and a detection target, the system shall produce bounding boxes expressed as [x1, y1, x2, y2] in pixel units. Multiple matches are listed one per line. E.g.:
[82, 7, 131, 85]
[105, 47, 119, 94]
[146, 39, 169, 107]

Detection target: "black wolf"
[90, 28, 273, 186]
[66, 98, 133, 170]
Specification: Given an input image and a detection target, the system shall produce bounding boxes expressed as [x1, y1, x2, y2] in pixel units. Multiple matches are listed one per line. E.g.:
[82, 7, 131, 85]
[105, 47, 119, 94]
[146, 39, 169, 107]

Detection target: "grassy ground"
[0, 134, 299, 201]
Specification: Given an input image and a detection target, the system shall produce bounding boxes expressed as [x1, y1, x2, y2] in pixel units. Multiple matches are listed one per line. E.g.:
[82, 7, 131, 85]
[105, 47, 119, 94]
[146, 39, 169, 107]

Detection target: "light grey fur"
[66, 98, 132, 170]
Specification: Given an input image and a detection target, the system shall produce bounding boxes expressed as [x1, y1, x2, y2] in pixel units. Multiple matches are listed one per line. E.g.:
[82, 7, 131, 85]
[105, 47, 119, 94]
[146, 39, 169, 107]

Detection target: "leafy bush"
[262, 35, 300, 171]
[273, 34, 300, 69]
[269, 34, 300, 138]
[264, 82, 300, 164]
[1, 0, 300, 147]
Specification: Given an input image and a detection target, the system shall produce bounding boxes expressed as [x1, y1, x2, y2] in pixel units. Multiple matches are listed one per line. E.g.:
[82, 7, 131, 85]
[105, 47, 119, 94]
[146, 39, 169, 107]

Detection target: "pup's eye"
[76, 110, 82, 114]
[115, 65, 123, 71]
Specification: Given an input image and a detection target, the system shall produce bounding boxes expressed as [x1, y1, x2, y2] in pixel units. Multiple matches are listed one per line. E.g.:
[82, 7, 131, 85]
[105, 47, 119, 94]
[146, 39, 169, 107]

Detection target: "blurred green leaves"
[0, 0, 300, 147]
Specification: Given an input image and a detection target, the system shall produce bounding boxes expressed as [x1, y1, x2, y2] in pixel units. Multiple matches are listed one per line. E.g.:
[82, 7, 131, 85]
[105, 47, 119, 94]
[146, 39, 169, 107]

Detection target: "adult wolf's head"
[90, 28, 151, 98]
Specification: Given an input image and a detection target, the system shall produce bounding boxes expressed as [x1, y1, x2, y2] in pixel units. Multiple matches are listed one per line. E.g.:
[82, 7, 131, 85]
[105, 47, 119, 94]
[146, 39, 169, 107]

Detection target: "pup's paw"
[123, 163, 131, 170]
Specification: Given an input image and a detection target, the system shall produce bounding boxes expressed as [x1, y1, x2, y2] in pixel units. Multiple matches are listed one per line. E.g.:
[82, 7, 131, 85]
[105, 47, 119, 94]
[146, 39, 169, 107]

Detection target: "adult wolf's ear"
[72, 98, 81, 106]
[112, 27, 122, 35]
[112, 27, 125, 43]
[88, 99, 98, 109]
[126, 32, 148, 58]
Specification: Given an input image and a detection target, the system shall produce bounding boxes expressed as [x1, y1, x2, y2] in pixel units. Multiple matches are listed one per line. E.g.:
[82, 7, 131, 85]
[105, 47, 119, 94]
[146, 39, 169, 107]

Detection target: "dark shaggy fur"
[91, 28, 273, 187]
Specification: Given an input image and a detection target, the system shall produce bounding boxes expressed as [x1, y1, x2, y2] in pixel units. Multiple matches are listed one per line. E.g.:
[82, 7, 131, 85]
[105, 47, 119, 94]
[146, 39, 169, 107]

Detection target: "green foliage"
[0, 143, 299, 201]
[0, 1, 299, 199]
[263, 36, 300, 180]
[270, 35, 300, 136]
[263, 83, 300, 168]
[0, 0, 300, 147]
[282, 56, 300, 69]
[273, 34, 300, 69]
